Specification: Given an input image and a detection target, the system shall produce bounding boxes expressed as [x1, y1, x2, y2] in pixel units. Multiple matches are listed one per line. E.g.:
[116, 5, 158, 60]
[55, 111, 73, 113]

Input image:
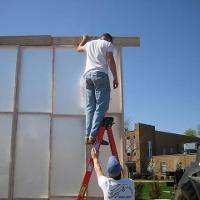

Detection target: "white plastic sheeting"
[0, 114, 12, 197]
[0, 47, 17, 112]
[51, 117, 85, 195]
[14, 114, 50, 197]
[19, 48, 52, 112]
[0, 45, 123, 199]
[53, 47, 85, 114]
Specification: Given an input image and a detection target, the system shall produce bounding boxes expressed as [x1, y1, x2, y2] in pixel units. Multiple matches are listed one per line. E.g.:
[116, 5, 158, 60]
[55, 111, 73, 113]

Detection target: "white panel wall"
[0, 47, 17, 112]
[108, 49, 122, 113]
[19, 47, 52, 112]
[53, 47, 85, 114]
[51, 117, 85, 195]
[0, 45, 124, 199]
[0, 114, 12, 198]
[14, 114, 50, 198]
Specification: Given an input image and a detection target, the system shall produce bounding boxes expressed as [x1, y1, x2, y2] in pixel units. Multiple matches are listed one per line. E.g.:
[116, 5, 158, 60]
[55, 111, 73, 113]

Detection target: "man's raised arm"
[91, 147, 104, 177]
[77, 35, 92, 52]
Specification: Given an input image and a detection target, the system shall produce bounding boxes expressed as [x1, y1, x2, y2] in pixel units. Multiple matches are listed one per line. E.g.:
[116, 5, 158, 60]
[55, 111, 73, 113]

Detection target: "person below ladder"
[91, 147, 135, 200]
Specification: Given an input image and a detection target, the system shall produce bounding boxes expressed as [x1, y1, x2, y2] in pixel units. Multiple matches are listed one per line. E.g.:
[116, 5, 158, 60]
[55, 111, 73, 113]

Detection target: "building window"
[162, 148, 166, 155]
[160, 162, 167, 175]
[147, 141, 152, 157]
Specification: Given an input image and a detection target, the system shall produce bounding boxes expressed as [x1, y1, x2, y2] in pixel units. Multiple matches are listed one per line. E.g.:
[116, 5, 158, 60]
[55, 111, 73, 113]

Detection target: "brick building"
[126, 123, 200, 177]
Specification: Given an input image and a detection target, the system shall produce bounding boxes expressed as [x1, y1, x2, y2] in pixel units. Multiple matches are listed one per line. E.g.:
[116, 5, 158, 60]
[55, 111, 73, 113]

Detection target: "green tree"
[197, 124, 200, 137]
[124, 117, 131, 133]
[184, 128, 197, 137]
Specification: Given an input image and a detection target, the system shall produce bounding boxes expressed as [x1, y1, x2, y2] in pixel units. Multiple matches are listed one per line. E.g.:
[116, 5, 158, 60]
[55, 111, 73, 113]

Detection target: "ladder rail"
[107, 126, 119, 159]
[77, 117, 119, 200]
[77, 126, 106, 200]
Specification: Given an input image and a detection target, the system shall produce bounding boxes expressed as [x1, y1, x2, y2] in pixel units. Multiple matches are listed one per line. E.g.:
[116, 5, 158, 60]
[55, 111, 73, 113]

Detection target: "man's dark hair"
[110, 173, 121, 180]
[101, 33, 113, 43]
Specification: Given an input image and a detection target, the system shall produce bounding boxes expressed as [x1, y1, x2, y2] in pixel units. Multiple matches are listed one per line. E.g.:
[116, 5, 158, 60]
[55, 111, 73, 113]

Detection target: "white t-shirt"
[83, 39, 114, 75]
[98, 176, 135, 200]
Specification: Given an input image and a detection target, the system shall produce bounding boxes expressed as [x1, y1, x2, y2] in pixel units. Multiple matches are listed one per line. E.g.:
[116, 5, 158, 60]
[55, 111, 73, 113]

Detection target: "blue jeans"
[85, 71, 110, 140]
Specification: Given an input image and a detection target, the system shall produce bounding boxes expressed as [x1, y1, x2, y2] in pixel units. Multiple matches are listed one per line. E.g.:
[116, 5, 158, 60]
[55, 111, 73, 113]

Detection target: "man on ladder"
[76, 34, 135, 199]
[77, 33, 118, 145]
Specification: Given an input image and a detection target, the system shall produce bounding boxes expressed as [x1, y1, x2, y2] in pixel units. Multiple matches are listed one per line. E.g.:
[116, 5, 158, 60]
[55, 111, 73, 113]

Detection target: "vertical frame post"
[8, 46, 21, 199]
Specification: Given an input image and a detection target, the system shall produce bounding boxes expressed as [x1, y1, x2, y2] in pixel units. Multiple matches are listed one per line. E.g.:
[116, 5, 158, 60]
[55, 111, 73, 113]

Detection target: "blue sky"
[0, 0, 200, 134]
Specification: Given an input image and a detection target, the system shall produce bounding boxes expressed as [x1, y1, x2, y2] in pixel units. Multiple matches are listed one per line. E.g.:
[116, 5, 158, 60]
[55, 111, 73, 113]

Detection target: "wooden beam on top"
[52, 36, 140, 47]
[0, 35, 140, 47]
[0, 35, 52, 46]
[113, 37, 140, 47]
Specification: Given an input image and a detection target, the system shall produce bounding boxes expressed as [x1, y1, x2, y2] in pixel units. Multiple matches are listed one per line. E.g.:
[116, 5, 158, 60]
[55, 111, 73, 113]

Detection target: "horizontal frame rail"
[0, 35, 140, 47]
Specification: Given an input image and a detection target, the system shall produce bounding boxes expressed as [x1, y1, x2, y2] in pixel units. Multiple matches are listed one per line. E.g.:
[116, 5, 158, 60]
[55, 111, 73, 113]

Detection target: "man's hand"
[82, 35, 89, 41]
[91, 147, 99, 160]
[77, 35, 95, 52]
[113, 78, 119, 89]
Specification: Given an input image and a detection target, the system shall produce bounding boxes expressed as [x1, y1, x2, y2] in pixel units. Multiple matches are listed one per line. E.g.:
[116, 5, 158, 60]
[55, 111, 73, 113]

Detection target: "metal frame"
[9, 46, 21, 199]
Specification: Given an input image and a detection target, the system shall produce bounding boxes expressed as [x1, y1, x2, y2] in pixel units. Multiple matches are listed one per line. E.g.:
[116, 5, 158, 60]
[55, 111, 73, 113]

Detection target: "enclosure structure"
[0, 35, 140, 200]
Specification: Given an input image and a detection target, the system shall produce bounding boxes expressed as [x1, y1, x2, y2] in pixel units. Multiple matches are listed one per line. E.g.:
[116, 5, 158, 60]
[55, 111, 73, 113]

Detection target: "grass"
[135, 180, 174, 199]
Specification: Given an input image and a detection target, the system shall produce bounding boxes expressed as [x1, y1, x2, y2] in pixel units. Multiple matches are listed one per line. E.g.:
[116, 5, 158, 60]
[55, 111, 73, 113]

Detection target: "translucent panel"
[54, 47, 122, 114]
[51, 117, 85, 195]
[0, 47, 17, 111]
[88, 115, 123, 196]
[53, 47, 85, 114]
[14, 114, 50, 198]
[0, 114, 12, 198]
[108, 48, 122, 113]
[19, 47, 52, 112]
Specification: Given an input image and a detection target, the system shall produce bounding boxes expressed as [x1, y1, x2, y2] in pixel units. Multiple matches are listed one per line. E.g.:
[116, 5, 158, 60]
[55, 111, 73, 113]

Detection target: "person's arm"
[91, 147, 104, 177]
[106, 52, 118, 89]
[77, 35, 93, 52]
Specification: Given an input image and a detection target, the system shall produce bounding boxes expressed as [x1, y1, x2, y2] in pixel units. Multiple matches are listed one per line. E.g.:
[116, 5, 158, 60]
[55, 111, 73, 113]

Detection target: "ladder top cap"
[102, 117, 114, 127]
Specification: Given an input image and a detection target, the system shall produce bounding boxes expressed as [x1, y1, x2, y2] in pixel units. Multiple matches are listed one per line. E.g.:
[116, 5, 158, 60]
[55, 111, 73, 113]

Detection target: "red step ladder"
[77, 117, 119, 200]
